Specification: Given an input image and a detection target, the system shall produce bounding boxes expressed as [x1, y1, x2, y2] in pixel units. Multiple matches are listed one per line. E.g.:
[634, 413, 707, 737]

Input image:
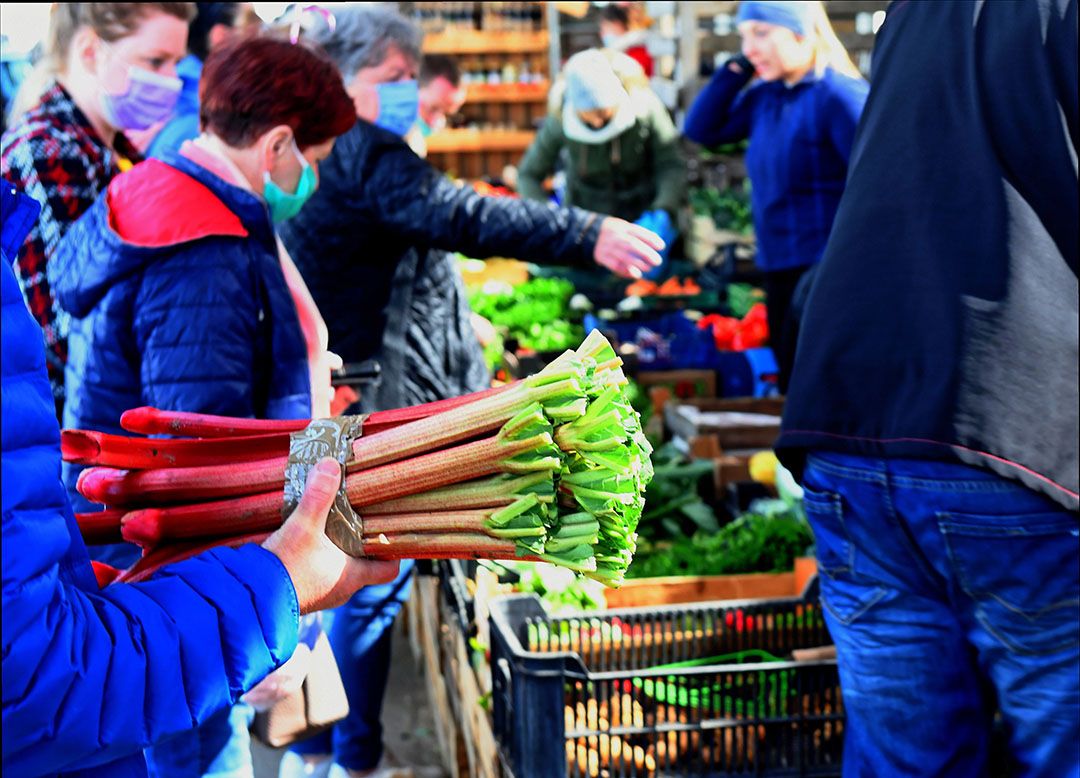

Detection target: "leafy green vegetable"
[635, 443, 719, 543]
[726, 282, 767, 319]
[467, 277, 584, 364]
[690, 184, 754, 235]
[623, 379, 654, 434]
[499, 560, 608, 614]
[700, 139, 750, 157]
[628, 506, 813, 580]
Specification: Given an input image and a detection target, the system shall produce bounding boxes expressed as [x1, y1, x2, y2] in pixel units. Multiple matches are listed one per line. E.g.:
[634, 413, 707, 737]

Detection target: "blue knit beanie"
[735, 1, 814, 36]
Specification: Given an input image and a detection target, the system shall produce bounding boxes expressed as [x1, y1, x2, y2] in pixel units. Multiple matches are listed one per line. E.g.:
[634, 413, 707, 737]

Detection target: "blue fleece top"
[146, 54, 203, 160]
[684, 64, 868, 272]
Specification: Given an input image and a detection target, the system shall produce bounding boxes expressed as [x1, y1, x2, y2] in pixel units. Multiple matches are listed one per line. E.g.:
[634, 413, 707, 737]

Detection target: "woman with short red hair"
[48, 33, 357, 778]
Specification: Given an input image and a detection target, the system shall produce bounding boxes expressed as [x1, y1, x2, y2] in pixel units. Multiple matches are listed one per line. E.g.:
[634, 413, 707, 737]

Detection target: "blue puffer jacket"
[50, 152, 311, 564]
[2, 180, 300, 776]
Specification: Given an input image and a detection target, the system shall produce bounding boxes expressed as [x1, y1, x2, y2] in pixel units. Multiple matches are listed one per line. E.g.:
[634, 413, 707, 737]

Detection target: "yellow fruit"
[749, 451, 779, 486]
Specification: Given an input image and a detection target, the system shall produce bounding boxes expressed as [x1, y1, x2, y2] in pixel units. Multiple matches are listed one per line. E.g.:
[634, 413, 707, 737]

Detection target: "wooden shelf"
[425, 129, 536, 154]
[697, 30, 877, 48]
[464, 81, 550, 103]
[423, 29, 549, 54]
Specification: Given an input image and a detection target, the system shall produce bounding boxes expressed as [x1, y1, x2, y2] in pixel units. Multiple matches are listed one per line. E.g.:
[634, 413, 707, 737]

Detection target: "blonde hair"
[807, 1, 862, 79]
[10, 3, 195, 118]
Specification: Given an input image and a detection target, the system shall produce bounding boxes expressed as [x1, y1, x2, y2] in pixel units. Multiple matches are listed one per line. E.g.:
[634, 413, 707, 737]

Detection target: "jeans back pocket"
[804, 486, 887, 626]
[938, 510, 1080, 656]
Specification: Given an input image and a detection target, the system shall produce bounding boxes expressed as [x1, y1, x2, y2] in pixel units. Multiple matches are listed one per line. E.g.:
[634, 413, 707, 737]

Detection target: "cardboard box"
[713, 454, 754, 492]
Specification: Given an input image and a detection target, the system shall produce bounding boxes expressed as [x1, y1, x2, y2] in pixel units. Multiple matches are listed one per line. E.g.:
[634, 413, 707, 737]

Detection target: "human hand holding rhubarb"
[263, 458, 400, 613]
[593, 217, 665, 279]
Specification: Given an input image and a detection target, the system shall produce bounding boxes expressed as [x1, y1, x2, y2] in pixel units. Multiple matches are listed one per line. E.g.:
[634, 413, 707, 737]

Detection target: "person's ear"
[207, 23, 232, 53]
[260, 125, 294, 170]
[72, 27, 104, 75]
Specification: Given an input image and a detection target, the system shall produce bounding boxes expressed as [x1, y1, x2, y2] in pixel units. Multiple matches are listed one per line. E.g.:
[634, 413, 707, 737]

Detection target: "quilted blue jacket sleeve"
[2, 187, 300, 776]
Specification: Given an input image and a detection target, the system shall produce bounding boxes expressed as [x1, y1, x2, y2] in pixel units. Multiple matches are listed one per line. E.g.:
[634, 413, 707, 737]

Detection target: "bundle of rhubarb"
[65, 332, 652, 587]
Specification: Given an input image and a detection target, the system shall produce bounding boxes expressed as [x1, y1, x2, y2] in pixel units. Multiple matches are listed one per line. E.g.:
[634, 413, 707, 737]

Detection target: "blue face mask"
[263, 140, 317, 223]
[373, 80, 419, 137]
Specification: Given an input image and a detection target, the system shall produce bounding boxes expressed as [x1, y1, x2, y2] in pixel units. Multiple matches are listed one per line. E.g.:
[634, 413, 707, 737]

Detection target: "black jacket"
[377, 246, 491, 410]
[279, 120, 602, 409]
[777, 0, 1078, 511]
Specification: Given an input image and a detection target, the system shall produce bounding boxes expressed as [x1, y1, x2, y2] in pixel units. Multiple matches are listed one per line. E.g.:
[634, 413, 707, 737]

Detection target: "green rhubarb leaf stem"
[361, 472, 554, 515]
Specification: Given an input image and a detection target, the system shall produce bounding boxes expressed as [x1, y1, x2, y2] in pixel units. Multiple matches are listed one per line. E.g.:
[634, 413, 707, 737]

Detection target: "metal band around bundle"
[283, 415, 368, 557]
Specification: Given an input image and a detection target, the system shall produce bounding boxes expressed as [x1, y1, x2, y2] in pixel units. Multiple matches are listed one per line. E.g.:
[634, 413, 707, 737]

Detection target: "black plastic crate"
[490, 585, 843, 778]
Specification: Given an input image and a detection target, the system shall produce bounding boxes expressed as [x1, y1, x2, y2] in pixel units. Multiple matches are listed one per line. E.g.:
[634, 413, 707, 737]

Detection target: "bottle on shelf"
[485, 1, 502, 32]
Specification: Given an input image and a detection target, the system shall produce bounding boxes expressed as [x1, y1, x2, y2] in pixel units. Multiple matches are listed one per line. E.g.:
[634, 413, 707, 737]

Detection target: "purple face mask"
[100, 63, 182, 131]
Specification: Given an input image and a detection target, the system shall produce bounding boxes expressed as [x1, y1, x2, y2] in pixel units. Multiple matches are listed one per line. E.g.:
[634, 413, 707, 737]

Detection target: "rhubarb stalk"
[84, 369, 586, 506]
[76, 508, 127, 545]
[118, 405, 563, 545]
[118, 383, 517, 438]
[66, 332, 653, 586]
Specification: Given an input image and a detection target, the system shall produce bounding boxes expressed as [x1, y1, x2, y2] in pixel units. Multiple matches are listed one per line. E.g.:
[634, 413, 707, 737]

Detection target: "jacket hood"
[52, 156, 269, 318]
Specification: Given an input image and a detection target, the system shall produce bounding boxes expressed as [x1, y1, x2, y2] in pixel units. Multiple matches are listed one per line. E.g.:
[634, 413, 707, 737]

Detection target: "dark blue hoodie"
[777, 0, 1078, 511]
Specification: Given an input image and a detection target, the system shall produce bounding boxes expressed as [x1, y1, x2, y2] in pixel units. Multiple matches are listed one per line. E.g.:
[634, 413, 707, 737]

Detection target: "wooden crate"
[606, 557, 818, 609]
[665, 396, 784, 455]
[713, 453, 754, 492]
[416, 573, 502, 778]
[458, 257, 530, 287]
[439, 595, 500, 778]
[414, 575, 470, 778]
[637, 369, 717, 417]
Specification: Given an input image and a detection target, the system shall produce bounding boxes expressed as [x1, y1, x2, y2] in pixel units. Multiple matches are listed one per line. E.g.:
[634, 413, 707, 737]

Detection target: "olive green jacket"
[517, 85, 686, 222]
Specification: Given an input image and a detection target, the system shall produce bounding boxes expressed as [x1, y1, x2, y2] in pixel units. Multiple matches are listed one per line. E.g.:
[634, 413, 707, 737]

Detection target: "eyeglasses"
[289, 5, 336, 46]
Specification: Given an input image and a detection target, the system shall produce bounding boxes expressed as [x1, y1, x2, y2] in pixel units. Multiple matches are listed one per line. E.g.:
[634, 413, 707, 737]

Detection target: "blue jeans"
[145, 703, 255, 778]
[802, 452, 1079, 778]
[290, 560, 416, 771]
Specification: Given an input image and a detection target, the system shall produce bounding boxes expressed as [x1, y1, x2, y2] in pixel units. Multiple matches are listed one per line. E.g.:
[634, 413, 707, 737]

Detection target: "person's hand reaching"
[263, 458, 400, 614]
[593, 217, 665, 279]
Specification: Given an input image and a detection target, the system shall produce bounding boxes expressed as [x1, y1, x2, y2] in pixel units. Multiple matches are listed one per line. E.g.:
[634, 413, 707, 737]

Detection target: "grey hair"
[307, 4, 422, 84]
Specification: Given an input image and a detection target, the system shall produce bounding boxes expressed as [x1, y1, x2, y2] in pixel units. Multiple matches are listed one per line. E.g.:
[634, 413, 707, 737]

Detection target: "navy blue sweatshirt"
[778, 0, 1079, 511]
[684, 63, 868, 272]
